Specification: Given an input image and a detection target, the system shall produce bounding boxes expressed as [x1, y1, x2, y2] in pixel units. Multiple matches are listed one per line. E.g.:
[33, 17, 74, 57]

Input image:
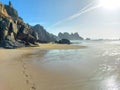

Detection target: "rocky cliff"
[58, 32, 84, 40]
[0, 1, 57, 48]
[32, 24, 57, 43]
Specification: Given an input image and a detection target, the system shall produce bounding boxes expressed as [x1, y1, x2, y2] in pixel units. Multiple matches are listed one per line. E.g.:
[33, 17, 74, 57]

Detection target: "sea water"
[30, 40, 120, 90]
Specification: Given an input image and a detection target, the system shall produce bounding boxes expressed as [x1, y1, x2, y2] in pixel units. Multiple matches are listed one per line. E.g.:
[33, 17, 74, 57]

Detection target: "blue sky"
[1, 0, 120, 39]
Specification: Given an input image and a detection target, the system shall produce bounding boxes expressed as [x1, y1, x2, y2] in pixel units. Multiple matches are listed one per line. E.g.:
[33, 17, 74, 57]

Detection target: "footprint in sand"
[25, 74, 29, 77]
[31, 86, 36, 90]
[26, 79, 36, 90]
[23, 64, 26, 69]
[26, 79, 29, 84]
[20, 58, 37, 90]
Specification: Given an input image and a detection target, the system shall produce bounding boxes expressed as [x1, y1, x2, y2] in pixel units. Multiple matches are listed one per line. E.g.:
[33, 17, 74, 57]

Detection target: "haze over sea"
[24, 40, 120, 90]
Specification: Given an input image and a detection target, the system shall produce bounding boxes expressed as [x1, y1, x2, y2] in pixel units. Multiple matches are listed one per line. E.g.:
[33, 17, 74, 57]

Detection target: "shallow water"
[30, 40, 120, 90]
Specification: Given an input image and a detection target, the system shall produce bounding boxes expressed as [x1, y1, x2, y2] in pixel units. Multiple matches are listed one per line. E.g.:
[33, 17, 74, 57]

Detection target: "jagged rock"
[58, 32, 84, 40]
[0, 17, 18, 42]
[0, 1, 61, 49]
[32, 24, 57, 42]
[0, 2, 38, 48]
[4, 4, 18, 19]
[9, 1, 13, 8]
[0, 17, 9, 41]
[3, 40, 16, 49]
[16, 23, 37, 44]
[32, 31, 39, 41]
[0, 40, 24, 49]
[0, 3, 9, 17]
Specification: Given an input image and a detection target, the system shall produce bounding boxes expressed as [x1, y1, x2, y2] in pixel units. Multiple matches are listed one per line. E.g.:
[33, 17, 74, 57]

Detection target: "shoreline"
[38, 43, 86, 50]
[0, 43, 86, 50]
[34, 43, 86, 50]
[0, 43, 86, 90]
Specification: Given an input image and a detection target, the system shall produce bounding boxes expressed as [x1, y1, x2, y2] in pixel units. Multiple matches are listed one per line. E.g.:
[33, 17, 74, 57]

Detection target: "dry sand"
[0, 44, 85, 90]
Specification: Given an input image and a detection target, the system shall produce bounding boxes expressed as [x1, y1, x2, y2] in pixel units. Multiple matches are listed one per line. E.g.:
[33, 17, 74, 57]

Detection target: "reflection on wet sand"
[1, 41, 120, 90]
[29, 41, 120, 90]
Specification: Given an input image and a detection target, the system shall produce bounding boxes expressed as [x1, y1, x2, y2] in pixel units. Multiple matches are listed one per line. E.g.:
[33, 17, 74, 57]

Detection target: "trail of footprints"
[20, 55, 37, 90]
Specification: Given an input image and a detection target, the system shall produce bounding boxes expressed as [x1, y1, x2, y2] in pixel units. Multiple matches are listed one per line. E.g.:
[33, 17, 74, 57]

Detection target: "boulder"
[1, 40, 24, 49]
[56, 39, 71, 44]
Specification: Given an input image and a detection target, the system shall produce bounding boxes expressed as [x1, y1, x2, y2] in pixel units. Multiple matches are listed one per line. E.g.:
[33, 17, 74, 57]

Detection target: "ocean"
[28, 40, 120, 90]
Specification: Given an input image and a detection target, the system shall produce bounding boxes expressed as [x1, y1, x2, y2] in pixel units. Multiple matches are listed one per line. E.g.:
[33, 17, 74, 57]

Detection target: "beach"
[1, 41, 120, 90]
[0, 44, 85, 90]
[37, 43, 86, 50]
[1, 0, 120, 90]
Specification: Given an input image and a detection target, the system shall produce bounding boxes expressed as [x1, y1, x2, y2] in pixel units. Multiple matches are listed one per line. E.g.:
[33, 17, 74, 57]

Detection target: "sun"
[99, 0, 120, 10]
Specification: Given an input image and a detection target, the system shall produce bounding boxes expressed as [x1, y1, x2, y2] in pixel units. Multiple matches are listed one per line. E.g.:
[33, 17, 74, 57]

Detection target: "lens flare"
[99, 0, 120, 10]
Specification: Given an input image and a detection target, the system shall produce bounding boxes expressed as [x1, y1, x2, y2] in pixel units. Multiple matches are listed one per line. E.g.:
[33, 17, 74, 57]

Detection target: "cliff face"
[32, 24, 57, 42]
[0, 2, 39, 48]
[58, 32, 84, 40]
[0, 3, 9, 17]
[0, 1, 84, 49]
[0, 1, 57, 48]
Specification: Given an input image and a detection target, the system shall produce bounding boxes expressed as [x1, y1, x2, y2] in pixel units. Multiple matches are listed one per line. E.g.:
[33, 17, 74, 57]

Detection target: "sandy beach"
[0, 44, 85, 90]
[0, 41, 120, 90]
[1, 0, 120, 90]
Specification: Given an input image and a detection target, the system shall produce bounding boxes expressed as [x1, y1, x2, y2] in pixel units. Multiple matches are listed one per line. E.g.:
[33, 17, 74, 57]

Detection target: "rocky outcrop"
[5, 4, 18, 19]
[55, 39, 71, 44]
[0, 2, 38, 48]
[86, 38, 91, 40]
[58, 32, 84, 40]
[32, 24, 57, 43]
[1, 1, 82, 48]
[0, 2, 9, 17]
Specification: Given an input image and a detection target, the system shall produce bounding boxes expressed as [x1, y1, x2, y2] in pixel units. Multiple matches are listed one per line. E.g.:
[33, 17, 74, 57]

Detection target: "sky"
[1, 0, 120, 39]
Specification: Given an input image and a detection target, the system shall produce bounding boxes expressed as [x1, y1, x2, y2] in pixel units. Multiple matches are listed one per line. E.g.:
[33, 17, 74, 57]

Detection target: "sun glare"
[99, 0, 120, 10]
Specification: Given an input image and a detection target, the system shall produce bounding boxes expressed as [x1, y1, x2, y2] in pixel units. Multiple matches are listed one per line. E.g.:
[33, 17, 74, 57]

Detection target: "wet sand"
[37, 43, 86, 50]
[1, 41, 120, 90]
[0, 44, 85, 90]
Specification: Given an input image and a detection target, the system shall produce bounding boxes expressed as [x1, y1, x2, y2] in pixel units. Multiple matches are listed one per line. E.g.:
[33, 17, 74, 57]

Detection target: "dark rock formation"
[32, 24, 57, 43]
[55, 39, 71, 44]
[9, 1, 12, 8]
[58, 32, 83, 40]
[0, 1, 59, 48]
[0, 2, 38, 48]
[5, 4, 18, 20]
[1, 1, 82, 48]
[86, 38, 91, 40]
